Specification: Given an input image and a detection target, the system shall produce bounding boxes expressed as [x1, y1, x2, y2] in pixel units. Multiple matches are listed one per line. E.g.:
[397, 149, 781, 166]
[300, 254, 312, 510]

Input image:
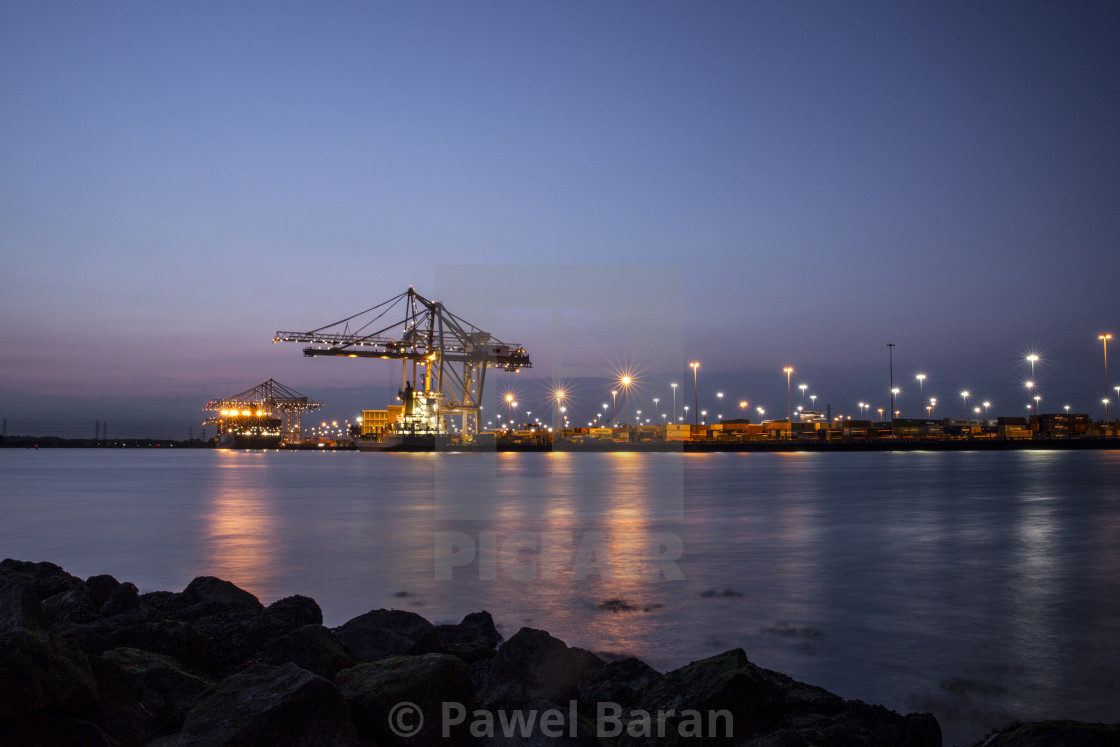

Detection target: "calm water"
[2, 448, 1118, 745]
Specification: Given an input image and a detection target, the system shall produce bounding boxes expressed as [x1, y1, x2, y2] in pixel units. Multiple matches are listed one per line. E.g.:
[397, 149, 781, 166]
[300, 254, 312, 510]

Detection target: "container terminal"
[195, 288, 1120, 451]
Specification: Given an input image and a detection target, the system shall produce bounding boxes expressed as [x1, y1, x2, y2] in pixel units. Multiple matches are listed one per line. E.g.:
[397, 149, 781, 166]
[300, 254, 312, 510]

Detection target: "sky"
[2, 1, 1119, 438]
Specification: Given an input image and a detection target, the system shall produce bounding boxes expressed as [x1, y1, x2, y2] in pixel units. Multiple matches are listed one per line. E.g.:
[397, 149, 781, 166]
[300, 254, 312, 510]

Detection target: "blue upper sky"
[2, 1, 1118, 436]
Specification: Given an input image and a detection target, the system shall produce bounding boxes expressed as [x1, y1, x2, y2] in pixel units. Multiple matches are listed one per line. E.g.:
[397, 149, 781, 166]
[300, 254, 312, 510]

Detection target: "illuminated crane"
[203, 378, 324, 445]
[274, 287, 530, 438]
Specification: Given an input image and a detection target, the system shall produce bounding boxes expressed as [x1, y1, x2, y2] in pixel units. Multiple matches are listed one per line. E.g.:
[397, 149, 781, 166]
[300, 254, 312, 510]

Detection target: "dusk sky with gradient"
[2, 1, 1118, 437]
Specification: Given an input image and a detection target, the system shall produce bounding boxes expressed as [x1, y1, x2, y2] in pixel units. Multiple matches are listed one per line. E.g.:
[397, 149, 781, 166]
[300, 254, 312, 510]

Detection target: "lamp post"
[887, 343, 896, 424]
[671, 383, 678, 422]
[810, 394, 817, 411]
[506, 393, 514, 423]
[653, 398, 660, 424]
[716, 392, 723, 419]
[611, 390, 617, 427]
[983, 401, 990, 420]
[1034, 395, 1041, 417]
[555, 390, 565, 432]
[757, 407, 764, 422]
[916, 374, 926, 415]
[740, 400, 748, 421]
[602, 403, 608, 426]
[620, 376, 632, 428]
[960, 391, 970, 419]
[1025, 381, 1034, 420]
[799, 383, 807, 407]
[690, 362, 700, 426]
[784, 367, 794, 426]
[877, 408, 884, 421]
[1100, 335, 1113, 423]
[891, 388, 900, 418]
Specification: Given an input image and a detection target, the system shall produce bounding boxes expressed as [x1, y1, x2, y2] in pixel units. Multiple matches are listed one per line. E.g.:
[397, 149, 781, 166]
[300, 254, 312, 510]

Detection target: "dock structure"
[203, 378, 324, 446]
[274, 287, 530, 439]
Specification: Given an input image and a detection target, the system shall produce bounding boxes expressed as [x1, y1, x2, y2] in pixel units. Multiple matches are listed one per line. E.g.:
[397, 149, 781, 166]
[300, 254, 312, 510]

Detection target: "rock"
[579, 656, 662, 713]
[482, 627, 590, 707]
[158, 662, 357, 746]
[436, 610, 504, 663]
[91, 647, 210, 747]
[179, 576, 263, 616]
[84, 575, 121, 612]
[0, 716, 118, 746]
[257, 624, 357, 680]
[625, 648, 939, 746]
[100, 582, 142, 618]
[0, 559, 85, 600]
[974, 720, 1120, 746]
[335, 653, 474, 745]
[106, 620, 210, 672]
[0, 629, 98, 723]
[333, 608, 439, 662]
[0, 579, 48, 634]
[42, 582, 99, 627]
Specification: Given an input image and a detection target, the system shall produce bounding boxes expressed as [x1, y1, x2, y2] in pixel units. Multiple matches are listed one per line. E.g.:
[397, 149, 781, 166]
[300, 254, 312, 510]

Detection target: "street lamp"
[716, 392, 723, 419]
[602, 403, 609, 426]
[891, 388, 900, 418]
[916, 373, 926, 415]
[620, 375, 632, 427]
[1034, 395, 1041, 416]
[611, 390, 617, 426]
[960, 391, 970, 419]
[983, 401, 990, 419]
[810, 394, 817, 411]
[877, 408, 884, 421]
[799, 383, 807, 406]
[783, 367, 794, 425]
[653, 398, 660, 423]
[1025, 381, 1034, 419]
[671, 383, 678, 422]
[740, 400, 748, 421]
[554, 389, 565, 432]
[690, 362, 700, 426]
[757, 407, 765, 422]
[1101, 335, 1113, 423]
[505, 393, 514, 422]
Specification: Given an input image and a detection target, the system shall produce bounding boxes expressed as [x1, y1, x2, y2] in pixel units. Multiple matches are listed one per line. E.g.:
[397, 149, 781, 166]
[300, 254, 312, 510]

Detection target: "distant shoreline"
[3, 435, 1118, 452]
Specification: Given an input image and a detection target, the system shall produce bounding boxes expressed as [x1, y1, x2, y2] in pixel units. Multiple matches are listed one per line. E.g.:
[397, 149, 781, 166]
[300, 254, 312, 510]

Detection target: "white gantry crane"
[274, 287, 530, 438]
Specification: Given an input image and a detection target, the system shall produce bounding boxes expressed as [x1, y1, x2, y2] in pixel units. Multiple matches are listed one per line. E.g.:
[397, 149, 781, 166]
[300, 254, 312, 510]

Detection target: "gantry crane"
[203, 378, 324, 445]
[274, 287, 530, 438]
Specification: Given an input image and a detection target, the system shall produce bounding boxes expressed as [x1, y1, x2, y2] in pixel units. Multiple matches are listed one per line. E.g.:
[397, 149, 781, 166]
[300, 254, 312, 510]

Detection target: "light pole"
[983, 401, 990, 419]
[602, 403, 608, 426]
[887, 343, 896, 424]
[784, 367, 794, 427]
[611, 390, 617, 427]
[690, 362, 700, 426]
[1034, 395, 1041, 417]
[555, 390, 565, 432]
[877, 408, 884, 421]
[506, 393, 514, 423]
[740, 400, 748, 421]
[1100, 335, 1113, 423]
[1025, 381, 1034, 420]
[683, 405, 689, 424]
[757, 407, 764, 422]
[799, 383, 807, 407]
[916, 374, 926, 415]
[891, 388, 900, 418]
[653, 398, 660, 424]
[620, 376, 632, 427]
[960, 390, 970, 419]
[810, 394, 817, 411]
[716, 392, 723, 419]
[671, 383, 678, 422]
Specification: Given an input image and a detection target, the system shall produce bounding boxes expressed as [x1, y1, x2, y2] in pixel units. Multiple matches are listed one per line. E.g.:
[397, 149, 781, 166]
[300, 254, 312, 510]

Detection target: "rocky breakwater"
[2, 559, 1116, 746]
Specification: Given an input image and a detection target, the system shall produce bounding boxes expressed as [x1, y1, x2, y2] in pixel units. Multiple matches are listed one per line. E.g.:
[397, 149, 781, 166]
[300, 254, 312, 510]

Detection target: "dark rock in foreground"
[2, 558, 1115, 746]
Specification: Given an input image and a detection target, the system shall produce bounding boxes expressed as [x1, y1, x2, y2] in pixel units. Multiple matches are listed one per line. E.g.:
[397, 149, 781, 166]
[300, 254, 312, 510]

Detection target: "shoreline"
[3, 559, 1117, 745]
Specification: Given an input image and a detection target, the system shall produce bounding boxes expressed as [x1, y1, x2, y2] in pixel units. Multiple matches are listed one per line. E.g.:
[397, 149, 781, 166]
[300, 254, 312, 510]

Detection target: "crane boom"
[274, 288, 530, 437]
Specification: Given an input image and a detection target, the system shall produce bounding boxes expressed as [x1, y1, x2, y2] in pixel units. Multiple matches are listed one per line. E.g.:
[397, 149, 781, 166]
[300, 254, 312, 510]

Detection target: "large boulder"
[333, 608, 439, 662]
[482, 627, 592, 707]
[436, 610, 504, 663]
[0, 559, 85, 600]
[154, 662, 357, 746]
[257, 624, 357, 680]
[579, 656, 662, 713]
[91, 647, 210, 747]
[335, 653, 474, 745]
[0, 629, 98, 724]
[0, 579, 48, 634]
[623, 648, 940, 746]
[974, 720, 1120, 746]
